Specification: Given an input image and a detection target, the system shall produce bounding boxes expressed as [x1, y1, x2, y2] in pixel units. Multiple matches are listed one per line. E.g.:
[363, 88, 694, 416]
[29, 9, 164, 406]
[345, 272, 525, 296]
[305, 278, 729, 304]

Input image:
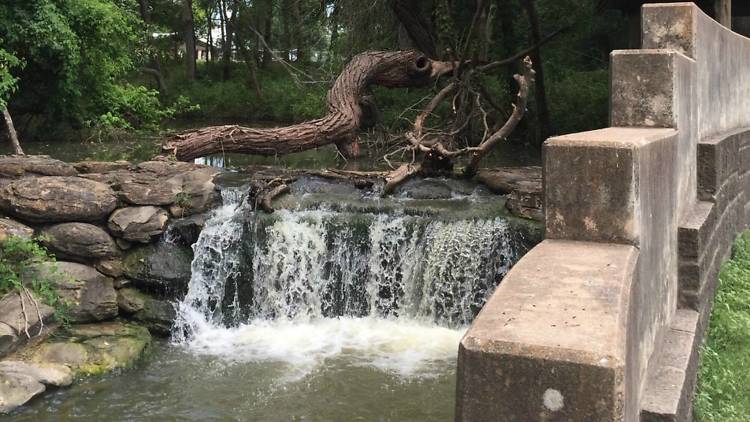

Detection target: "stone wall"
[0, 156, 219, 353]
[456, 3, 750, 421]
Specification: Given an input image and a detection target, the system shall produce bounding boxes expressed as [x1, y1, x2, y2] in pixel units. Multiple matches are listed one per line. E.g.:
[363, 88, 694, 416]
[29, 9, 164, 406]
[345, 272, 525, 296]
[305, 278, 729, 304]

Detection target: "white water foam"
[174, 193, 519, 380]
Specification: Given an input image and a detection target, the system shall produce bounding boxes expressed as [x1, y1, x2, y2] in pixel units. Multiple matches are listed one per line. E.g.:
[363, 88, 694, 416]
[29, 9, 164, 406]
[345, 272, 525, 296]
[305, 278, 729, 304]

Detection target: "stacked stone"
[0, 155, 219, 354]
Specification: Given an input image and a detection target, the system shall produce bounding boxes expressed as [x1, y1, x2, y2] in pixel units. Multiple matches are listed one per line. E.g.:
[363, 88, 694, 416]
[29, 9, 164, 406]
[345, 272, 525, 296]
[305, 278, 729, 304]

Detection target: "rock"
[0, 371, 45, 413]
[475, 167, 543, 221]
[113, 278, 131, 289]
[115, 238, 132, 250]
[166, 168, 221, 217]
[0, 217, 33, 241]
[108, 206, 169, 243]
[0, 361, 72, 387]
[395, 178, 453, 199]
[94, 259, 125, 278]
[167, 214, 208, 246]
[117, 288, 176, 336]
[73, 161, 132, 174]
[475, 166, 542, 195]
[117, 177, 180, 206]
[136, 160, 197, 176]
[40, 223, 118, 262]
[40, 262, 118, 323]
[31, 321, 151, 377]
[0, 176, 117, 223]
[122, 242, 192, 295]
[0, 361, 73, 412]
[0, 294, 55, 357]
[0, 155, 77, 179]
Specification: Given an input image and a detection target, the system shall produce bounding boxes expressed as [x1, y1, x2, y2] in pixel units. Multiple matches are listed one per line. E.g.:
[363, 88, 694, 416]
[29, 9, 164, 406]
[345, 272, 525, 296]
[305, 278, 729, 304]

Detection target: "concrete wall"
[456, 3, 750, 421]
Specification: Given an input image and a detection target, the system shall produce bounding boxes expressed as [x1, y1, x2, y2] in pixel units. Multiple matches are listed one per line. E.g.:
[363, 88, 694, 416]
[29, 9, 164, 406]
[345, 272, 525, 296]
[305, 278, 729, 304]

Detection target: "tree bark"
[164, 51, 455, 161]
[3, 108, 23, 155]
[139, 0, 167, 93]
[261, 0, 274, 67]
[521, 0, 552, 144]
[222, 0, 237, 80]
[390, 1, 438, 58]
[182, 0, 197, 80]
[291, 0, 305, 62]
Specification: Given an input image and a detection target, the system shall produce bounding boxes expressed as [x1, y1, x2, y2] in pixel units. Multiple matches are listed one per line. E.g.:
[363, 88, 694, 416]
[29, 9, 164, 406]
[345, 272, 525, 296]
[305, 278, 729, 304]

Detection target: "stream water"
[4, 129, 541, 421]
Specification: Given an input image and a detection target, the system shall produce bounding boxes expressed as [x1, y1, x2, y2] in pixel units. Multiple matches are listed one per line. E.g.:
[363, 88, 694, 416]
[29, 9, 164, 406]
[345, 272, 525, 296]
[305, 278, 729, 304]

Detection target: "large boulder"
[0, 361, 74, 413]
[40, 223, 118, 262]
[117, 288, 176, 336]
[0, 217, 33, 241]
[107, 206, 169, 243]
[0, 176, 117, 223]
[30, 322, 151, 377]
[0, 371, 45, 414]
[0, 155, 77, 179]
[122, 242, 192, 295]
[0, 294, 55, 357]
[40, 262, 118, 323]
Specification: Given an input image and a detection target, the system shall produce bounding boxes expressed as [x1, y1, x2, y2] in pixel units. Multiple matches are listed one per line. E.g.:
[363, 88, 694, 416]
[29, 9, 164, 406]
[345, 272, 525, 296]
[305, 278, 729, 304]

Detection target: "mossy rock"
[29, 321, 151, 377]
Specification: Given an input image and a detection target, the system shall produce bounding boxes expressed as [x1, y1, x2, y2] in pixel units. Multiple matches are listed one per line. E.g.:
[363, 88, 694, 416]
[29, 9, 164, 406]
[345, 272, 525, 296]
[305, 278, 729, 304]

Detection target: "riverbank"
[695, 231, 750, 421]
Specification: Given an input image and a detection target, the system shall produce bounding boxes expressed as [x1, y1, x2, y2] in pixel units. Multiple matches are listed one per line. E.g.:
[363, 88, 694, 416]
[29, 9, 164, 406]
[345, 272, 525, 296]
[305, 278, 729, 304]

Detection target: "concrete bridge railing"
[455, 3, 750, 421]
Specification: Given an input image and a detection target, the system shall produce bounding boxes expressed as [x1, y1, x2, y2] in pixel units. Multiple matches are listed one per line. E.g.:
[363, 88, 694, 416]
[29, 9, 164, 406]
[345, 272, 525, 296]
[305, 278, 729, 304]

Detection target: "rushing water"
[9, 179, 538, 421]
[173, 188, 523, 382]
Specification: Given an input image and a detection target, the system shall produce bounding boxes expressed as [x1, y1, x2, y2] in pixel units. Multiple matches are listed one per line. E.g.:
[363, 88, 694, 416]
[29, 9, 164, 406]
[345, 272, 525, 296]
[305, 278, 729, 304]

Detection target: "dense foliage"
[1, 0, 631, 146]
[695, 231, 750, 421]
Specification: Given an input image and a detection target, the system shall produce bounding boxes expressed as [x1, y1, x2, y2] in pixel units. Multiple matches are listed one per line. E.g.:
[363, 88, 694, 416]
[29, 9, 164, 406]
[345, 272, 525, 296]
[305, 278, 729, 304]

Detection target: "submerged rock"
[0, 176, 117, 223]
[122, 242, 192, 295]
[108, 206, 169, 243]
[30, 321, 151, 377]
[0, 217, 33, 241]
[40, 223, 118, 262]
[117, 288, 176, 336]
[0, 293, 55, 358]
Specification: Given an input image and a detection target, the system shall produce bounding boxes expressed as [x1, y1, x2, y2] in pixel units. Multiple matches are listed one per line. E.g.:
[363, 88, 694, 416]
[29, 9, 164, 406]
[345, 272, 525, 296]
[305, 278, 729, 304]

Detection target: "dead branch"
[17, 290, 30, 339]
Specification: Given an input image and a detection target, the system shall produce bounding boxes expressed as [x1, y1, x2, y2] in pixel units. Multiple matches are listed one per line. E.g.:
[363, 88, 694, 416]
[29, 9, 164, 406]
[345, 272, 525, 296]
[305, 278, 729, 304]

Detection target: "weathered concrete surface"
[640, 310, 700, 422]
[456, 240, 638, 421]
[456, 4, 750, 421]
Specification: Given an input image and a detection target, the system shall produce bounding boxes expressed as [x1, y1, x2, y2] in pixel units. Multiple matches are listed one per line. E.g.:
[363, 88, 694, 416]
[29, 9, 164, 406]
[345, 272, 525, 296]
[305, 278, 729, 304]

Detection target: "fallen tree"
[163, 50, 455, 161]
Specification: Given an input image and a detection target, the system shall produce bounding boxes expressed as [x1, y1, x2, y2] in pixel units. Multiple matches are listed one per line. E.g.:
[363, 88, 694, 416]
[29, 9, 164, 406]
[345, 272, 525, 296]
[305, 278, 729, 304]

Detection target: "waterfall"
[173, 187, 530, 378]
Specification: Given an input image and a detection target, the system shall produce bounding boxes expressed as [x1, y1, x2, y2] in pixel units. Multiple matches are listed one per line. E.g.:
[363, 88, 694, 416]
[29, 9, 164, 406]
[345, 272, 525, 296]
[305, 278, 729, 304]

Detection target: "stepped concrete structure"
[455, 3, 750, 421]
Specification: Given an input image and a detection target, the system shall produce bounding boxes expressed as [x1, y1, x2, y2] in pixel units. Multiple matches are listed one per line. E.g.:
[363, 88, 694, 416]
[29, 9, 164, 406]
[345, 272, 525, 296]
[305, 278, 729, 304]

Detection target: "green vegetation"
[695, 231, 750, 421]
[0, 235, 68, 322]
[0, 0, 632, 150]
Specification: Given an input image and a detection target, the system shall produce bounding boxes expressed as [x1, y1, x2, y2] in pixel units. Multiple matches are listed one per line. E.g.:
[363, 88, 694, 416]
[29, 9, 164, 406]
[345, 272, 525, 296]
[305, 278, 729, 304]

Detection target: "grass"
[695, 231, 750, 421]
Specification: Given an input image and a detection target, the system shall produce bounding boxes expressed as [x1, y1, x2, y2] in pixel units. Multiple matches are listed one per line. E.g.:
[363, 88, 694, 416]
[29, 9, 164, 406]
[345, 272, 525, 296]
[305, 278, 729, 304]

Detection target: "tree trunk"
[182, 0, 197, 80]
[521, 0, 552, 145]
[3, 108, 23, 155]
[207, 1, 214, 61]
[291, 0, 305, 62]
[261, 0, 274, 67]
[139, 0, 167, 93]
[164, 51, 455, 161]
[222, 0, 237, 80]
[390, 1, 438, 58]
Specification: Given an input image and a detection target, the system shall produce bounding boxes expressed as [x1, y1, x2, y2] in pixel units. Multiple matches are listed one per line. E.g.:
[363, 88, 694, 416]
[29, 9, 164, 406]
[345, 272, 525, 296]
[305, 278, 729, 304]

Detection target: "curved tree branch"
[163, 50, 455, 162]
